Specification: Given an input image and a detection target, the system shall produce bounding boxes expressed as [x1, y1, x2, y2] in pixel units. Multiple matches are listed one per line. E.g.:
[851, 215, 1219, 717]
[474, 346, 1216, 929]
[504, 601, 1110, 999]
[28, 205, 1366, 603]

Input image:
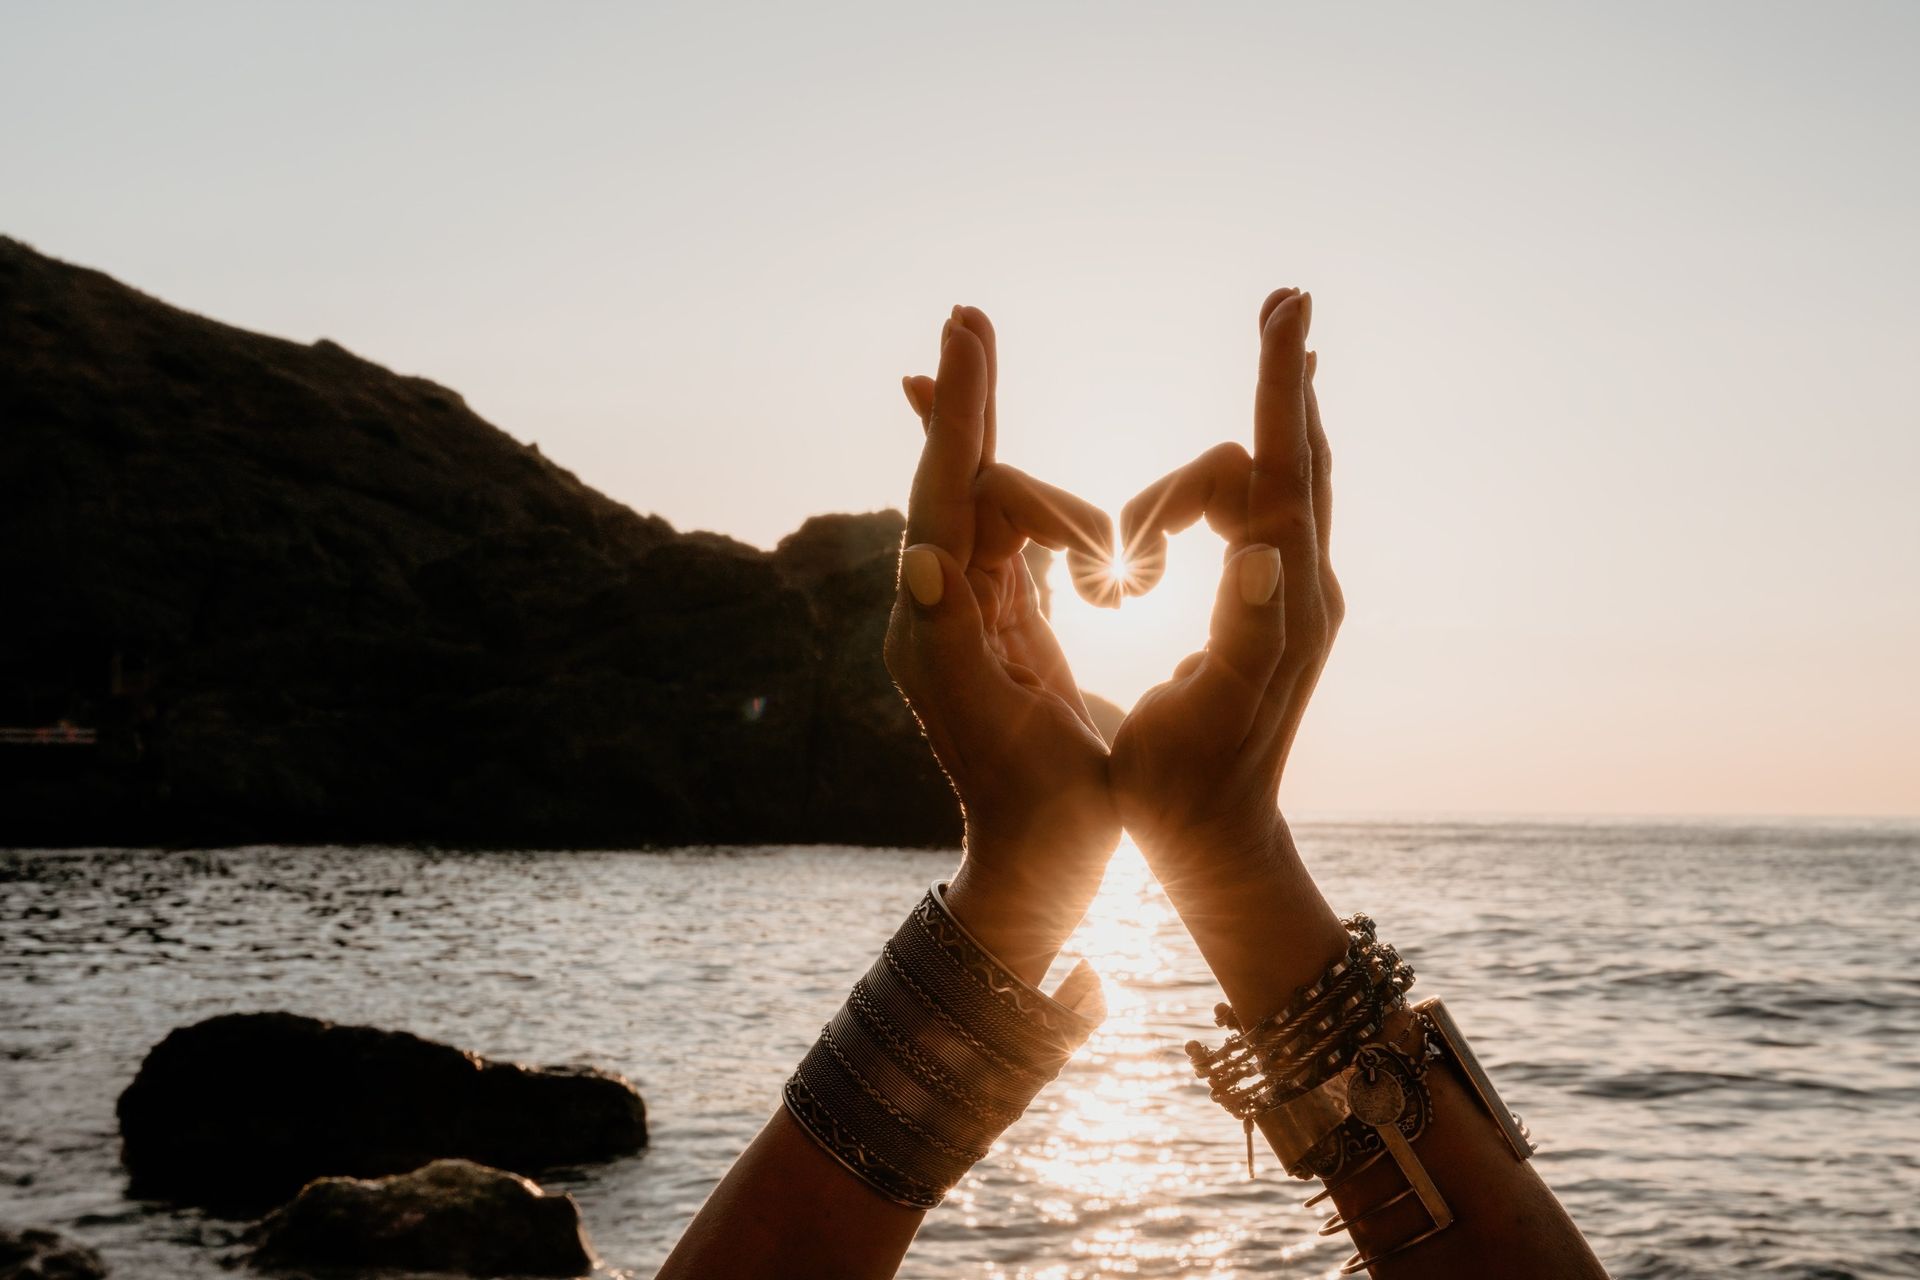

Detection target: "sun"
[1048, 527, 1220, 708]
[1066, 541, 1167, 610]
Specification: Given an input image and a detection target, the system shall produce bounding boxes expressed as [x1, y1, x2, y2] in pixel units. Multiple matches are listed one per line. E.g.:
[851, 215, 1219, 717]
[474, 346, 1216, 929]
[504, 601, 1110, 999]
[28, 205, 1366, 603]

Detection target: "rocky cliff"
[0, 236, 958, 847]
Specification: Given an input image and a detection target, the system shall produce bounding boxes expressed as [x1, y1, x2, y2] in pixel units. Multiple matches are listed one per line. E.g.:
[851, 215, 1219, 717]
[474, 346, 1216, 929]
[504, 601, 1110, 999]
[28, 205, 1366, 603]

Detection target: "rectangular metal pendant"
[1378, 1121, 1452, 1228]
[1416, 998, 1535, 1162]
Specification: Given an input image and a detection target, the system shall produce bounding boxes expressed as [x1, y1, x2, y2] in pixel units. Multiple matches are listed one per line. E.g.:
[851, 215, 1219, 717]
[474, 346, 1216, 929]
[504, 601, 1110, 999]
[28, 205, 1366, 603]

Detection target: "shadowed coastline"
[0, 237, 964, 848]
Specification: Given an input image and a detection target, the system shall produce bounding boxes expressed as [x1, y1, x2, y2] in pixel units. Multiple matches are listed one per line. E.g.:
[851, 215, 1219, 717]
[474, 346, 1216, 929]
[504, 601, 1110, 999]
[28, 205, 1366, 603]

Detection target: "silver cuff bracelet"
[782, 882, 1105, 1209]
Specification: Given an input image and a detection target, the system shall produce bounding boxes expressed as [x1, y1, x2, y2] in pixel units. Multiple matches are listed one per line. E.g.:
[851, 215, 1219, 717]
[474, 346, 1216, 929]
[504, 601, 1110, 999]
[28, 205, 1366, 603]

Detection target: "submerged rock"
[0, 1228, 107, 1280]
[248, 1159, 593, 1277]
[117, 1012, 646, 1212]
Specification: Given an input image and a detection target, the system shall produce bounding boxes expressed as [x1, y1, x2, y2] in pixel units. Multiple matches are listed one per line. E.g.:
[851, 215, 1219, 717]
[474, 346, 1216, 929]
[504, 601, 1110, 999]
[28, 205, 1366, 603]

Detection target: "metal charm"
[1321, 1045, 1452, 1237]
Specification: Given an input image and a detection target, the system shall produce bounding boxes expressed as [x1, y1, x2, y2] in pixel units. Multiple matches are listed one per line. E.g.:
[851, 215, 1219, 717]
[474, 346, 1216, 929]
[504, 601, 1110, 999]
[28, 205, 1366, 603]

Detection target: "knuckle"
[1273, 506, 1315, 543]
[1291, 442, 1315, 491]
[1207, 441, 1253, 475]
[1092, 509, 1116, 549]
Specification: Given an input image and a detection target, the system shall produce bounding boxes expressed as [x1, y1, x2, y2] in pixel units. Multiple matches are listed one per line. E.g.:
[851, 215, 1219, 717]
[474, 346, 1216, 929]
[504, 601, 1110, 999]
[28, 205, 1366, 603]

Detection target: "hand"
[1108, 289, 1342, 874]
[888, 306, 1121, 983]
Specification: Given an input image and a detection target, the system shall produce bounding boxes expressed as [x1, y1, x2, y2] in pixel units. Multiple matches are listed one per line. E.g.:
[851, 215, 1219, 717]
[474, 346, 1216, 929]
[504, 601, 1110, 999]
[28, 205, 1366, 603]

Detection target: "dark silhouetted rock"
[247, 1159, 593, 1277]
[0, 235, 957, 847]
[0, 1228, 106, 1280]
[117, 1012, 646, 1213]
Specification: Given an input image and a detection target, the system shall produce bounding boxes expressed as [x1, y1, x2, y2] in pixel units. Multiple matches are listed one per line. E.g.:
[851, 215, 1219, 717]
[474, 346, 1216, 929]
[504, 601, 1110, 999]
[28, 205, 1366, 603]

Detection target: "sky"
[5, 1, 1916, 817]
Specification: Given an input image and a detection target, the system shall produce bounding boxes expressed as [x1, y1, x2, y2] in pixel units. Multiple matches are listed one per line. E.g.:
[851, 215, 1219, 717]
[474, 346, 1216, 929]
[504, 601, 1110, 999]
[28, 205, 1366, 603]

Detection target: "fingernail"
[1264, 294, 1298, 334]
[902, 545, 944, 607]
[1306, 350, 1318, 379]
[1300, 291, 1313, 335]
[1238, 545, 1282, 605]
[901, 376, 926, 418]
[941, 318, 956, 349]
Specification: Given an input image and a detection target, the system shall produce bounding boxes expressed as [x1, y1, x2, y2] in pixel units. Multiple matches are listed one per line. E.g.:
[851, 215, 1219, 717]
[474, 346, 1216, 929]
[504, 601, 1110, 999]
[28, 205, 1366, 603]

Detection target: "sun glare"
[1049, 528, 1224, 709]
[1026, 844, 1197, 1198]
[990, 838, 1359, 1273]
[996, 841, 1274, 1271]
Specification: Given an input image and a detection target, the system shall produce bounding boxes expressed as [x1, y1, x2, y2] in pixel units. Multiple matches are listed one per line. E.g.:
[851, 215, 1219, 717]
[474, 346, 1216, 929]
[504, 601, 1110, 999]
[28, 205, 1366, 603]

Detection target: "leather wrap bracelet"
[783, 883, 1105, 1209]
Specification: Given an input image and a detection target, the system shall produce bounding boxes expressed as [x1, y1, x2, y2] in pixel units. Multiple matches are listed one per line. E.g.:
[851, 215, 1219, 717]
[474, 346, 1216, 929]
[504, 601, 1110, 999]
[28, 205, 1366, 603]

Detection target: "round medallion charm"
[1348, 1068, 1406, 1127]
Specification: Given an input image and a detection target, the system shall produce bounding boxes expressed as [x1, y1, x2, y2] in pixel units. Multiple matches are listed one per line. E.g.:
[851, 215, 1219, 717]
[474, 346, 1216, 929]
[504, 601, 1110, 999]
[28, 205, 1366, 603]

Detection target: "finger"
[976, 465, 1113, 561]
[1005, 610, 1099, 734]
[894, 541, 1012, 705]
[902, 374, 936, 428]
[1251, 290, 1313, 535]
[973, 465, 1119, 607]
[1257, 286, 1298, 333]
[906, 315, 988, 561]
[956, 306, 998, 466]
[1184, 543, 1286, 745]
[1305, 349, 1331, 558]
[1117, 442, 1253, 596]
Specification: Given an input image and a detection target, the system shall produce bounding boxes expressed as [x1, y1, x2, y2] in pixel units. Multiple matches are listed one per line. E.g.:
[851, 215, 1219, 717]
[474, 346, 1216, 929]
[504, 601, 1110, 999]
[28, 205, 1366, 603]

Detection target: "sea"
[3, 819, 1917, 1279]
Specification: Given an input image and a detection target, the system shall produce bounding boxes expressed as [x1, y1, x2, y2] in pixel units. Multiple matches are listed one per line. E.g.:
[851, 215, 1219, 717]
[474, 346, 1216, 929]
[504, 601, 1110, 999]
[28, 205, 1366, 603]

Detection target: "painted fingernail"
[1238, 545, 1282, 605]
[902, 545, 944, 607]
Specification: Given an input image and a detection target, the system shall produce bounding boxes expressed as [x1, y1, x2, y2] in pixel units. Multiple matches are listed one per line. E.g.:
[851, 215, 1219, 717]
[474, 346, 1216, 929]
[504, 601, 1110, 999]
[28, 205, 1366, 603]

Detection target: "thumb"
[1185, 543, 1285, 743]
[897, 541, 1002, 691]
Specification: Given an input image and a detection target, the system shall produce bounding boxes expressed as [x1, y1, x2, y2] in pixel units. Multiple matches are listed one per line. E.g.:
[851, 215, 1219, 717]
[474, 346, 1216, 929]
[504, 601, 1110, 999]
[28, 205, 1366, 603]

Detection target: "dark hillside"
[0, 236, 956, 847]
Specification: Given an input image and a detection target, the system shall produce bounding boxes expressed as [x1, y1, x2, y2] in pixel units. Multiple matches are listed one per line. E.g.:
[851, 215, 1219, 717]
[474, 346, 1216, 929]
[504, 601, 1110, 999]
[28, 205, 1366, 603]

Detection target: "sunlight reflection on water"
[5, 821, 1917, 1278]
[977, 843, 1328, 1278]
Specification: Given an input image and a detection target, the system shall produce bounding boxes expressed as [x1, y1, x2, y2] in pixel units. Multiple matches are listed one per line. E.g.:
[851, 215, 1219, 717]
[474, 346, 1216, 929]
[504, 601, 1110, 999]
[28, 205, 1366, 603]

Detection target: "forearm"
[1147, 816, 1350, 1026]
[1149, 817, 1609, 1279]
[656, 1110, 922, 1280]
[657, 878, 1104, 1280]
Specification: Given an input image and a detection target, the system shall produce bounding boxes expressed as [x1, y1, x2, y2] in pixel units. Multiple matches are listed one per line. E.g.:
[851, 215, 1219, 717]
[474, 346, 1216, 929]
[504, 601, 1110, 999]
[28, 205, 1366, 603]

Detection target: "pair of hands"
[884, 293, 1343, 983]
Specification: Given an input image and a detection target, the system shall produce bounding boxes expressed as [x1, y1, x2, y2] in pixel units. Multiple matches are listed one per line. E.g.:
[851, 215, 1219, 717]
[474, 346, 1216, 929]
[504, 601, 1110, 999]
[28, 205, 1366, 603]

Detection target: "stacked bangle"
[1184, 913, 1414, 1171]
[783, 883, 1105, 1209]
[1185, 914, 1535, 1275]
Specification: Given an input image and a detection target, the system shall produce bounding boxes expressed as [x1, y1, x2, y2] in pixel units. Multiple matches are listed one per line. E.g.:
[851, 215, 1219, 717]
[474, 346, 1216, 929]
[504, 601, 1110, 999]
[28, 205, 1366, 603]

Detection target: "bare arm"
[1110, 289, 1609, 1278]
[658, 305, 1120, 1279]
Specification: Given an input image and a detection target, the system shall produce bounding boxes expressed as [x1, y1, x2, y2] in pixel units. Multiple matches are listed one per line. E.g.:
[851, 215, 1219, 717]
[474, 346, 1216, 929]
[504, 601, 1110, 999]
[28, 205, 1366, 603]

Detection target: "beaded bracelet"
[783, 883, 1104, 1209]
[1185, 915, 1535, 1276]
[1184, 914, 1413, 1176]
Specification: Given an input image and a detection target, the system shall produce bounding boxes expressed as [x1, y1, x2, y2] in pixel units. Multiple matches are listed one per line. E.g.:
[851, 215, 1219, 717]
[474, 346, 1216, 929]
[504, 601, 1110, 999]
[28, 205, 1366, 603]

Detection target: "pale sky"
[6, 2, 1916, 817]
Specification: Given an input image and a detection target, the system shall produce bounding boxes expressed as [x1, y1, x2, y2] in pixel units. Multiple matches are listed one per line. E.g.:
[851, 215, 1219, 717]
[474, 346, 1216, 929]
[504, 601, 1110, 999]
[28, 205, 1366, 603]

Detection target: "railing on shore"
[0, 725, 99, 745]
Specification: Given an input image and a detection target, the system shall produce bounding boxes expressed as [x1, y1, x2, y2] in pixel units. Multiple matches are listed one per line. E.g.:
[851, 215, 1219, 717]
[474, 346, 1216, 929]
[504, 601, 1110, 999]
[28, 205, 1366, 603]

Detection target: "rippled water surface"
[4, 819, 1918, 1278]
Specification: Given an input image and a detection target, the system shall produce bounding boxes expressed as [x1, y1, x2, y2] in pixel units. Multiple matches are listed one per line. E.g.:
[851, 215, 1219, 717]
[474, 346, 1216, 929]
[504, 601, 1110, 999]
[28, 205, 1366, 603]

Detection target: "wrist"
[1142, 814, 1350, 1026]
[1130, 803, 1284, 886]
[945, 827, 1116, 986]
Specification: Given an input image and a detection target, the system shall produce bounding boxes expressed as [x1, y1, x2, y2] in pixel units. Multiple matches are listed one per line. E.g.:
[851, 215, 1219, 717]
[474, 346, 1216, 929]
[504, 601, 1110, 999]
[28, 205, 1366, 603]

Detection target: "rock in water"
[117, 1012, 647, 1212]
[0, 234, 958, 848]
[247, 1159, 593, 1277]
[0, 1228, 107, 1280]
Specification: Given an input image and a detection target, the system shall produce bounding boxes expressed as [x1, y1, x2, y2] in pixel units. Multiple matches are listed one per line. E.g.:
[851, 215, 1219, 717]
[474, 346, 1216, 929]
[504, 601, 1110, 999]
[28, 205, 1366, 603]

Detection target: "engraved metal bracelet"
[783, 883, 1105, 1209]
